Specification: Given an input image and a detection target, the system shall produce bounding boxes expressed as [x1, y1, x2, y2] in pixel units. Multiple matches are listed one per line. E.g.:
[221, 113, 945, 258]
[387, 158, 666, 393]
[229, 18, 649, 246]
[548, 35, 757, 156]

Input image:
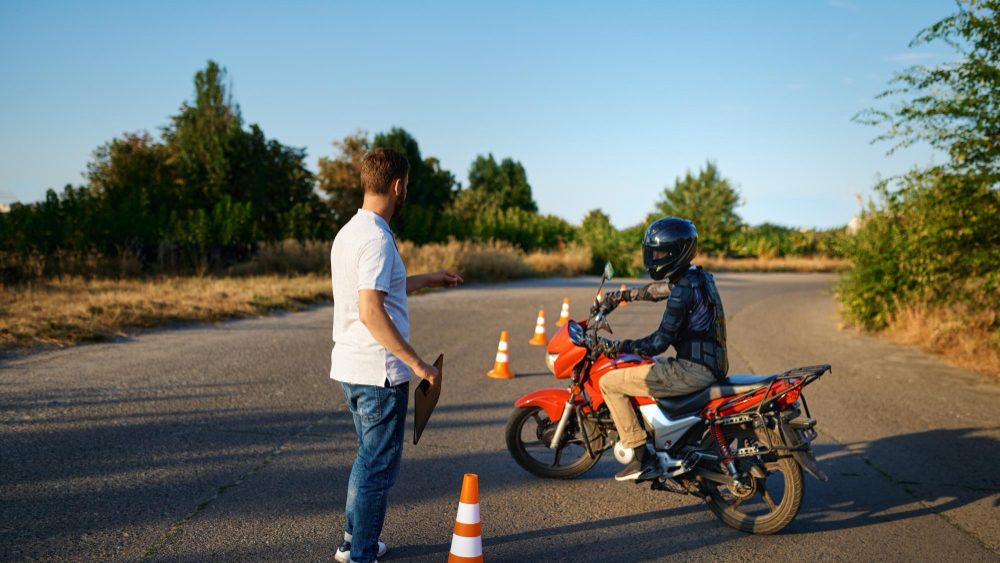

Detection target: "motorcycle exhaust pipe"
[548, 400, 576, 449]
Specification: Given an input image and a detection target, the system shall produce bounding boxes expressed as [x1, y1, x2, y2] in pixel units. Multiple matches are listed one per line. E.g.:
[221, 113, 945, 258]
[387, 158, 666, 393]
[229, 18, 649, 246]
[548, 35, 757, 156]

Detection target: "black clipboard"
[413, 354, 442, 445]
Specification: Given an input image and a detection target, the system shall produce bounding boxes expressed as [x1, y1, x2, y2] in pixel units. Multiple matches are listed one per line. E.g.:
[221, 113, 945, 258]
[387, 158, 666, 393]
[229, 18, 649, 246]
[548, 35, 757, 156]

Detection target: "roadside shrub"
[839, 170, 1000, 331]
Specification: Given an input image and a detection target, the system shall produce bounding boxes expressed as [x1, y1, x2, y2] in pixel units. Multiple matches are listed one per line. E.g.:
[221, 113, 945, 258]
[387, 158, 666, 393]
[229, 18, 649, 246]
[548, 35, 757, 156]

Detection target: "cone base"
[487, 368, 515, 379]
[528, 337, 546, 346]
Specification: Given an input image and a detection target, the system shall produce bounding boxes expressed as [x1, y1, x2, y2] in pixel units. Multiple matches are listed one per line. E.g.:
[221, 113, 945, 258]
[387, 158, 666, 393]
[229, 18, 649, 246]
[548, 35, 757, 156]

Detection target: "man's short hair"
[360, 148, 410, 195]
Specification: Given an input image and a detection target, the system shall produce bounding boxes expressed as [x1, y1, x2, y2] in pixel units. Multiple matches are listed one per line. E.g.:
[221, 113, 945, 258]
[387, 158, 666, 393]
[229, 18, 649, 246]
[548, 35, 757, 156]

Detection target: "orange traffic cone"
[448, 473, 483, 563]
[528, 309, 547, 346]
[487, 331, 516, 379]
[556, 298, 570, 327]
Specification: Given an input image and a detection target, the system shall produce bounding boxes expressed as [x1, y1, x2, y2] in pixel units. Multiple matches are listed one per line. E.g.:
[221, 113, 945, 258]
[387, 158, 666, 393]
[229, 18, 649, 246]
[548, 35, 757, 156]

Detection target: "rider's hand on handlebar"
[593, 336, 621, 359]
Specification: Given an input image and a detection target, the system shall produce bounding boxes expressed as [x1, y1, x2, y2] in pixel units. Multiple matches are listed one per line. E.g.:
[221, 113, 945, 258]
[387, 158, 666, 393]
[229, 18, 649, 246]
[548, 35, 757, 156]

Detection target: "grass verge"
[699, 255, 850, 273]
[0, 241, 594, 350]
[880, 299, 1000, 380]
[0, 275, 331, 349]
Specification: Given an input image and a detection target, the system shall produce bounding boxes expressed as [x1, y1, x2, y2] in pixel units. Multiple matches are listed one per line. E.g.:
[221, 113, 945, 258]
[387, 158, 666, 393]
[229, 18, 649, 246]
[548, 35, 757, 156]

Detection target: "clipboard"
[413, 354, 442, 445]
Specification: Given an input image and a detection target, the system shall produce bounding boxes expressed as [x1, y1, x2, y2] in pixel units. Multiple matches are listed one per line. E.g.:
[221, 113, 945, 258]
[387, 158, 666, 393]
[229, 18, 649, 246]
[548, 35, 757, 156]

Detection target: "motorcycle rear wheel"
[505, 406, 602, 479]
[704, 454, 804, 534]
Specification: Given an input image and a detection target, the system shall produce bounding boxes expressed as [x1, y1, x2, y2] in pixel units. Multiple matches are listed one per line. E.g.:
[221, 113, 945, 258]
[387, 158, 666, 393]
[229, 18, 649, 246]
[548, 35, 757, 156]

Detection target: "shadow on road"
[785, 427, 1000, 534]
[3, 373, 999, 560]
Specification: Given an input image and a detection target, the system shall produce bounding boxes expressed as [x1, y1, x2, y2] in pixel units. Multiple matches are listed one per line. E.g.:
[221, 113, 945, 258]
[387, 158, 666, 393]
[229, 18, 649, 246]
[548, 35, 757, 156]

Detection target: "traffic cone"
[528, 309, 547, 346]
[487, 331, 516, 379]
[448, 473, 483, 563]
[556, 297, 570, 326]
[619, 283, 629, 307]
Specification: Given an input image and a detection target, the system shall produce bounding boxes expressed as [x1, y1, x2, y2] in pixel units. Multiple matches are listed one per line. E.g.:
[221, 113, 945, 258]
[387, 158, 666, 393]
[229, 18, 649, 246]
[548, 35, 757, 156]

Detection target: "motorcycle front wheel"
[505, 406, 602, 479]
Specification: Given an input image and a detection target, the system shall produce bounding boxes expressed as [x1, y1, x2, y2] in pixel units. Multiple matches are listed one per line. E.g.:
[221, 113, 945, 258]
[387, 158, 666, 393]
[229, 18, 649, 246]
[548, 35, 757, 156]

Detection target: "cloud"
[884, 52, 935, 63]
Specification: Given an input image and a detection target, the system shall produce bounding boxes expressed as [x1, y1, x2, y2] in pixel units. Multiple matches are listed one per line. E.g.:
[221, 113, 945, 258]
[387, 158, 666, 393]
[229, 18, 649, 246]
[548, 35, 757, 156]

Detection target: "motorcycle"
[505, 263, 830, 534]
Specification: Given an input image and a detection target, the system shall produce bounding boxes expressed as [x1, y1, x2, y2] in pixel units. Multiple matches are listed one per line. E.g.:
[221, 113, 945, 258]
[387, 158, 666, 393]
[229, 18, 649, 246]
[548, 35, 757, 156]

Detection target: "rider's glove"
[593, 289, 630, 316]
[593, 337, 621, 359]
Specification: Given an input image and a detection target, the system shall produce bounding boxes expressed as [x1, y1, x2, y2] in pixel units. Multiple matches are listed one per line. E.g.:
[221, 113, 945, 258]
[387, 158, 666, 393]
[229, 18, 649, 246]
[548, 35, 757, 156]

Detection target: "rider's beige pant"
[598, 357, 717, 449]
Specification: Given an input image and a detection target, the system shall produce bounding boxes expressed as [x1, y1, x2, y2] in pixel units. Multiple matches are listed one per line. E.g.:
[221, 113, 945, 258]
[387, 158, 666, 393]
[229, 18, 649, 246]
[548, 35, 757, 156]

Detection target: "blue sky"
[0, 0, 954, 229]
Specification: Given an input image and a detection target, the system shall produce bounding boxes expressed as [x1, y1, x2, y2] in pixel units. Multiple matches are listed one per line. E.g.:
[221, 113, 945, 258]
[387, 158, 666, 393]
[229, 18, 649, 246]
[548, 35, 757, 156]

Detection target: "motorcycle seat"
[656, 374, 776, 416]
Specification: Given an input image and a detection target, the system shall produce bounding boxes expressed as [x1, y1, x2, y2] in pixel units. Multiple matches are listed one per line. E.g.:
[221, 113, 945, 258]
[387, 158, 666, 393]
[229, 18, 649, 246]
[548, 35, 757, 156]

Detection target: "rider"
[594, 217, 729, 481]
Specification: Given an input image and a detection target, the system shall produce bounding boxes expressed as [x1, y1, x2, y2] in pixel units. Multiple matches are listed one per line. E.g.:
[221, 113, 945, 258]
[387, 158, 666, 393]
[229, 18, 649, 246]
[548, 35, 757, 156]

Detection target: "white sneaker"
[334, 539, 387, 563]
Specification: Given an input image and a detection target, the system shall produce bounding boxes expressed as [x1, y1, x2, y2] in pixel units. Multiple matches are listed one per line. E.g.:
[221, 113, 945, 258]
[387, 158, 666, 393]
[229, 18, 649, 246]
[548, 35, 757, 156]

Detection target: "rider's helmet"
[642, 217, 698, 282]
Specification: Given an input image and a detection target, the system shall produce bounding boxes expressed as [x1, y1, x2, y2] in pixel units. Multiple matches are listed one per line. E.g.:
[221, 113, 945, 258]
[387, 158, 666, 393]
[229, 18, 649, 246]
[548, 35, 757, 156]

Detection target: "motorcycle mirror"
[603, 261, 615, 281]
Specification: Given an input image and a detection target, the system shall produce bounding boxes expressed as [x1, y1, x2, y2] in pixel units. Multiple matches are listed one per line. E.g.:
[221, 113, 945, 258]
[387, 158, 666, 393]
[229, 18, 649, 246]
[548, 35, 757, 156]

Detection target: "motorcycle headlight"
[545, 353, 557, 374]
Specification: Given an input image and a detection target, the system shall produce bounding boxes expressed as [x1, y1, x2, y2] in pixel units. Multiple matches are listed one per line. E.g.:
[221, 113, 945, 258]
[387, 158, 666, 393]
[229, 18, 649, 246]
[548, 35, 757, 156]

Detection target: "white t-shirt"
[329, 209, 411, 386]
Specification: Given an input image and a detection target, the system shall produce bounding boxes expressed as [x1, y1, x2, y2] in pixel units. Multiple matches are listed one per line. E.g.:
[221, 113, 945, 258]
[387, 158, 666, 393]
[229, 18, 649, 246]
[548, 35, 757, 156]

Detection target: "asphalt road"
[2, 273, 999, 562]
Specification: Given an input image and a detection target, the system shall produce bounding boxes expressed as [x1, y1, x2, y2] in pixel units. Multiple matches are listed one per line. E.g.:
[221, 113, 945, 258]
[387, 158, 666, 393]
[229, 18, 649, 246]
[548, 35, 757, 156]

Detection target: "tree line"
[1, 60, 846, 282]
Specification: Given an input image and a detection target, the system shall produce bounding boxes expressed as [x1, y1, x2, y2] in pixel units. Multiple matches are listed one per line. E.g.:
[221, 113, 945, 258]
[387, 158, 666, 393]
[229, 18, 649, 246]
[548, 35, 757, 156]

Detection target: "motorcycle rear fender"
[514, 388, 581, 421]
[779, 417, 829, 482]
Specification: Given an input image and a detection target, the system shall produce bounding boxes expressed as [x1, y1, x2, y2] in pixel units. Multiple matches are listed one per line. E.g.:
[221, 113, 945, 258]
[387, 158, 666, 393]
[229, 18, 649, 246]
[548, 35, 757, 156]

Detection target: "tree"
[653, 161, 742, 254]
[317, 128, 457, 242]
[87, 132, 175, 252]
[162, 60, 243, 208]
[227, 123, 323, 241]
[855, 0, 1000, 183]
[577, 209, 642, 275]
[372, 127, 457, 243]
[317, 130, 369, 230]
[467, 154, 537, 212]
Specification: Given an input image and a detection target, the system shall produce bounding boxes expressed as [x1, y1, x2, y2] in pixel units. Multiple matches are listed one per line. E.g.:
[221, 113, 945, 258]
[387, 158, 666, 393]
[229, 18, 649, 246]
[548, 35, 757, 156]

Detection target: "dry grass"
[881, 300, 1000, 380]
[698, 255, 851, 273]
[0, 240, 595, 349]
[397, 239, 591, 281]
[0, 275, 331, 349]
[524, 244, 593, 277]
[229, 240, 330, 276]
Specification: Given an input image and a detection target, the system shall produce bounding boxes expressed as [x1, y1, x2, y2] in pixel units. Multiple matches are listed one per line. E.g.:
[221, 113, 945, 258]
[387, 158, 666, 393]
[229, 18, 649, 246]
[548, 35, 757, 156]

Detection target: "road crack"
[141, 415, 332, 559]
[818, 427, 999, 556]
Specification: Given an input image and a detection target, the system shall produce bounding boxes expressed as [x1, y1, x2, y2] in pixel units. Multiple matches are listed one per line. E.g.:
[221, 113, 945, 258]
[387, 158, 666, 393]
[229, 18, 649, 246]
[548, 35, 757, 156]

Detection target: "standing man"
[330, 148, 463, 563]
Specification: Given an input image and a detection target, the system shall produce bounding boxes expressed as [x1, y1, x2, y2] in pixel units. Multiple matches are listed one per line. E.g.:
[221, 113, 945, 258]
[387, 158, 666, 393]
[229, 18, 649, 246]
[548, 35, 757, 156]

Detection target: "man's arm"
[406, 270, 464, 294]
[358, 289, 439, 387]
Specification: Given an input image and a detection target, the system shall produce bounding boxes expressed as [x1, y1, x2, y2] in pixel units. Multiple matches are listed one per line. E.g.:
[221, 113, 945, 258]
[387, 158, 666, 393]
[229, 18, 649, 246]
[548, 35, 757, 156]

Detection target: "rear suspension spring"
[712, 423, 733, 463]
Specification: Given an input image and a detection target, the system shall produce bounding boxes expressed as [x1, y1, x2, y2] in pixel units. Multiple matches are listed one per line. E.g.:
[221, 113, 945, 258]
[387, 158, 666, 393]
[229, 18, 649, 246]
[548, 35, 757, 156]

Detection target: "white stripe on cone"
[449, 534, 482, 557]
[495, 352, 509, 362]
[534, 326, 545, 334]
[498, 341, 509, 351]
[456, 502, 480, 523]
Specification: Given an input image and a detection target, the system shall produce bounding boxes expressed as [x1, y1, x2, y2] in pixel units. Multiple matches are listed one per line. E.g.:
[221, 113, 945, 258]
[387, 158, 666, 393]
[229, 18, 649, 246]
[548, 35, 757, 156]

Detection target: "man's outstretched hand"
[428, 270, 464, 288]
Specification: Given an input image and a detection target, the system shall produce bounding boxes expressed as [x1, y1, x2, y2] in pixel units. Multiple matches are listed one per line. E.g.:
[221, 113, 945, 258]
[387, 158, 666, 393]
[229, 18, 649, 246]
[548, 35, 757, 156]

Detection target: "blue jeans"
[340, 381, 409, 563]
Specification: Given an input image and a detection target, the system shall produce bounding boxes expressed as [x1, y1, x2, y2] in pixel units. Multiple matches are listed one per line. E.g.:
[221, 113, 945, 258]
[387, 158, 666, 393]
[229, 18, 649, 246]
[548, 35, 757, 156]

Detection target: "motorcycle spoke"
[729, 495, 746, 511]
[760, 484, 777, 512]
[551, 446, 564, 467]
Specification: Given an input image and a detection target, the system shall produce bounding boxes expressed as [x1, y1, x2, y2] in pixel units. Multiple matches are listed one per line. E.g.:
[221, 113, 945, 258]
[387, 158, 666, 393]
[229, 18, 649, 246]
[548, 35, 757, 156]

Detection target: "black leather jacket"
[613, 267, 729, 380]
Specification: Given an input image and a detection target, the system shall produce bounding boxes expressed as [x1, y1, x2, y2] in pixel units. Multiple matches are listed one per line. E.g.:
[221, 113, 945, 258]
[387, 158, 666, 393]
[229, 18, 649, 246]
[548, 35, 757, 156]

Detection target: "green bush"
[839, 169, 1000, 330]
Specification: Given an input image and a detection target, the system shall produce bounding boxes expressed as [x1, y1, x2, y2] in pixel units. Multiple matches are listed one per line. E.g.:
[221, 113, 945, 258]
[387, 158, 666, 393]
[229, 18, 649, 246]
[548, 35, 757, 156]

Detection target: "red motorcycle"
[505, 265, 830, 534]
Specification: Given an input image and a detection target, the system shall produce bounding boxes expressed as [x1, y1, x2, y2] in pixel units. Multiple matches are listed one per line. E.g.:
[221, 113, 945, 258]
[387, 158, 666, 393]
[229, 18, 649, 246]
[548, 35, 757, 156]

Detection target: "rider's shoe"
[334, 539, 387, 563]
[615, 447, 657, 481]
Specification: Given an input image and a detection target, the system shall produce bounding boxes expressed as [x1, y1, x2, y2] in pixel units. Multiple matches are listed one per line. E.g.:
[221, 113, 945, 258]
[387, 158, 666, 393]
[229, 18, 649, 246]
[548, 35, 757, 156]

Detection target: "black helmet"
[642, 217, 698, 281]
